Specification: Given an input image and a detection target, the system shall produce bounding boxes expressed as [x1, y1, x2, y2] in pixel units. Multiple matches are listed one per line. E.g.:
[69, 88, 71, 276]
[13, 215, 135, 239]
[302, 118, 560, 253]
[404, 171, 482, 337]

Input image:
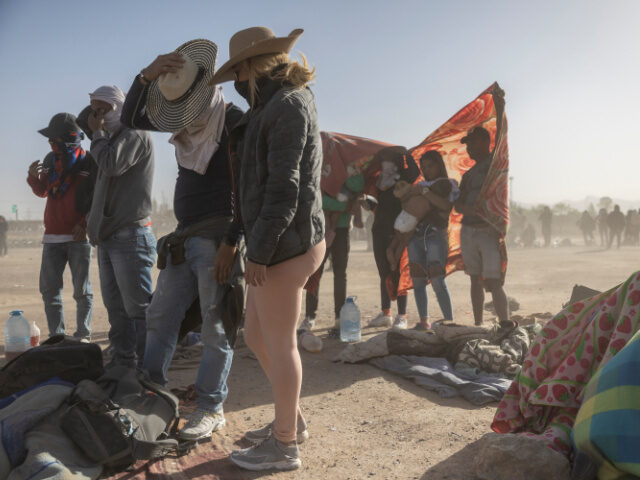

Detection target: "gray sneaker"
[178, 408, 225, 441]
[244, 421, 309, 445]
[230, 434, 301, 471]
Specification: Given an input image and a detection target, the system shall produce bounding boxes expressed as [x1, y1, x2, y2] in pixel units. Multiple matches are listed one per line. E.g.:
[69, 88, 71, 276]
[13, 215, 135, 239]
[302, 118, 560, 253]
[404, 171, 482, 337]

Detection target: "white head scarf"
[168, 86, 226, 175]
[89, 85, 126, 134]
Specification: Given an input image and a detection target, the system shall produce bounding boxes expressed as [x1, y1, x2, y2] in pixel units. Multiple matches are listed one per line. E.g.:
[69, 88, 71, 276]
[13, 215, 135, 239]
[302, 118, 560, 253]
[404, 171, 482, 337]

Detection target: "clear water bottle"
[30, 320, 41, 347]
[4, 310, 31, 362]
[340, 296, 361, 342]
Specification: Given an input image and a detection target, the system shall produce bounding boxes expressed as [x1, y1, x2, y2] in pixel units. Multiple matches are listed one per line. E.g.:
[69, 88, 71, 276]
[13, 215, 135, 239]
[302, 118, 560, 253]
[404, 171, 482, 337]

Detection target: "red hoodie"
[27, 152, 92, 239]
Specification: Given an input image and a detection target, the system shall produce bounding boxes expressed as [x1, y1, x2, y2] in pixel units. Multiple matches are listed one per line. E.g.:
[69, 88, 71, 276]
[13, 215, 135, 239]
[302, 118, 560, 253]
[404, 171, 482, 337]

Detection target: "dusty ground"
[0, 240, 638, 479]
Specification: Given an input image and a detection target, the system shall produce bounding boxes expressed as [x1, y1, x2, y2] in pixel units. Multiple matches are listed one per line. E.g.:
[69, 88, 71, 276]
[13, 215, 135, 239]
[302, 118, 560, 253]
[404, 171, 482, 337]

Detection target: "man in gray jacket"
[87, 85, 156, 367]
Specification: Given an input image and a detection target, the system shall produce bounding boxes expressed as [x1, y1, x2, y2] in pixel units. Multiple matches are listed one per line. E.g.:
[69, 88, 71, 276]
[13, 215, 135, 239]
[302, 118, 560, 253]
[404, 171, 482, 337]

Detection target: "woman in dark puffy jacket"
[210, 27, 325, 472]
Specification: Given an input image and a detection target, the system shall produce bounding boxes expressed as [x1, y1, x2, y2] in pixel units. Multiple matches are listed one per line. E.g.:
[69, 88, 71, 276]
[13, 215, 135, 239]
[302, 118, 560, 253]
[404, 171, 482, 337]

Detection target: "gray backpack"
[61, 366, 181, 471]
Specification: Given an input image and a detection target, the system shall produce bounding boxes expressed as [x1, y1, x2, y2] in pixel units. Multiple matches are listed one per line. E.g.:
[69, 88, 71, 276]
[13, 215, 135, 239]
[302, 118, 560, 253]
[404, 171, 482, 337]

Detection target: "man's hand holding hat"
[141, 52, 186, 83]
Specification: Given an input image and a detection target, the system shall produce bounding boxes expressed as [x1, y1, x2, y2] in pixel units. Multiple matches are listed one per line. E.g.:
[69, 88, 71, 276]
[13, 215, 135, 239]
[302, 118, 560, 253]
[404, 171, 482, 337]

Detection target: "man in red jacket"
[27, 113, 94, 340]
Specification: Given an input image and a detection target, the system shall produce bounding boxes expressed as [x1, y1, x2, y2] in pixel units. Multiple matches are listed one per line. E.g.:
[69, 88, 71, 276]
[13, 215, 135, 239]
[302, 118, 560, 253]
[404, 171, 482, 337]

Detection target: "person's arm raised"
[492, 89, 506, 155]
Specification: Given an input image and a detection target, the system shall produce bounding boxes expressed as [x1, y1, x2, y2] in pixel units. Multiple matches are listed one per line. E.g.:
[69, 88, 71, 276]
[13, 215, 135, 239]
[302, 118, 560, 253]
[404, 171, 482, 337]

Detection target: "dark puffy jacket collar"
[254, 64, 291, 107]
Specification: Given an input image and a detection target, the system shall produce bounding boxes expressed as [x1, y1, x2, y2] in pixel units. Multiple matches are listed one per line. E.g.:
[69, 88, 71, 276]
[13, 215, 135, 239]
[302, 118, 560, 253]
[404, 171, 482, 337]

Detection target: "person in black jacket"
[210, 27, 324, 472]
[120, 39, 244, 442]
[366, 146, 420, 330]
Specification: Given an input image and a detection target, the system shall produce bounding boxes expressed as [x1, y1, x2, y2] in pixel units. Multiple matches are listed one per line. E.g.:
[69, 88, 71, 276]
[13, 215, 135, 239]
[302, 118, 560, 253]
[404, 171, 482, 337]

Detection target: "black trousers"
[372, 229, 407, 314]
[306, 227, 350, 319]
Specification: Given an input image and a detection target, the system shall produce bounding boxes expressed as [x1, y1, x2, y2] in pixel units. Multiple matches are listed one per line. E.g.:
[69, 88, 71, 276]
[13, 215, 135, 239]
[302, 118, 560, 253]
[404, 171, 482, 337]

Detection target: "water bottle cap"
[9, 310, 23, 316]
[346, 296, 357, 303]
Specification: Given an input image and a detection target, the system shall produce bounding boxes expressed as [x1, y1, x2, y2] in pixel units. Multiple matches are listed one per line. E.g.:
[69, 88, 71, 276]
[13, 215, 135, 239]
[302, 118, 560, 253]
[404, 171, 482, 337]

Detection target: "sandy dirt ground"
[0, 240, 638, 479]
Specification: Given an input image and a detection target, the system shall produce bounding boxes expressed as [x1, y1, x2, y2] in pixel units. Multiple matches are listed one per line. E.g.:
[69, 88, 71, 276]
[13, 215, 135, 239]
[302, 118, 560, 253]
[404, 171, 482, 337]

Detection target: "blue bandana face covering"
[47, 131, 85, 197]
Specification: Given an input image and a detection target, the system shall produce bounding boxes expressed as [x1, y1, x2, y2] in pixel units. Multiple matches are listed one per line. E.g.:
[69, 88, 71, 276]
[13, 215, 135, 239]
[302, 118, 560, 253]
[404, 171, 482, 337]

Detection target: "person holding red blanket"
[27, 113, 94, 340]
[455, 93, 513, 330]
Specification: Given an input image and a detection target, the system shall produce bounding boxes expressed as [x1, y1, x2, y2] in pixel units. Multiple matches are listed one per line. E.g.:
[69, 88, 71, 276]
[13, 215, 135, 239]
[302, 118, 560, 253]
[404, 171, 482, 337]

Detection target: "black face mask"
[234, 80, 250, 101]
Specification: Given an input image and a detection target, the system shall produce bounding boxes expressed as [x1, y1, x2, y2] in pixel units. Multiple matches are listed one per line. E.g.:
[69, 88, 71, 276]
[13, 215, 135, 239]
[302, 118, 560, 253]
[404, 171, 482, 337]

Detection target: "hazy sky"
[1, 0, 639, 219]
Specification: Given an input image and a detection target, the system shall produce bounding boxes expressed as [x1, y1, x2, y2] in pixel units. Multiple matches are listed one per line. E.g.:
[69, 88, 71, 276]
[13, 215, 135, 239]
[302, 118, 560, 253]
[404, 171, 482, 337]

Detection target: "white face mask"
[376, 160, 400, 191]
[103, 110, 121, 134]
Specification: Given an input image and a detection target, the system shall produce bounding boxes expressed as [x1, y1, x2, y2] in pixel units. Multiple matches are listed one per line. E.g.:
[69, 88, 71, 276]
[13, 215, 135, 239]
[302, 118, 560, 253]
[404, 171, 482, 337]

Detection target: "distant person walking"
[0, 216, 8, 256]
[87, 85, 156, 367]
[607, 205, 625, 249]
[209, 27, 325, 471]
[539, 206, 552, 247]
[455, 92, 514, 330]
[623, 209, 639, 246]
[629, 209, 640, 246]
[577, 211, 596, 246]
[521, 224, 535, 248]
[597, 208, 609, 247]
[26, 113, 94, 340]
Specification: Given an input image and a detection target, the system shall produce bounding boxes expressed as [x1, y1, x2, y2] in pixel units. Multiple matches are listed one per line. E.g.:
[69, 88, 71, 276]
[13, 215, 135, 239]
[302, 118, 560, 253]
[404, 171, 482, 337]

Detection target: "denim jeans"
[143, 236, 232, 413]
[408, 224, 453, 320]
[39, 241, 93, 338]
[98, 225, 156, 367]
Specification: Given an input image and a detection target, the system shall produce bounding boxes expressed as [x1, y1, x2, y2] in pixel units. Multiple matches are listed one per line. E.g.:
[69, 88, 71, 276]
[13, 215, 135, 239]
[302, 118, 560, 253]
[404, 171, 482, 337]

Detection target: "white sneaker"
[300, 316, 315, 331]
[178, 408, 226, 440]
[393, 315, 408, 329]
[368, 312, 393, 327]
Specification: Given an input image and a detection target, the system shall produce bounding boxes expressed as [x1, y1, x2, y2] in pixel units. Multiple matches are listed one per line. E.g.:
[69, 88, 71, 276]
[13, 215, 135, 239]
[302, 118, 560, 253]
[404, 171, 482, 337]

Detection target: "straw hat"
[146, 39, 218, 132]
[209, 27, 303, 85]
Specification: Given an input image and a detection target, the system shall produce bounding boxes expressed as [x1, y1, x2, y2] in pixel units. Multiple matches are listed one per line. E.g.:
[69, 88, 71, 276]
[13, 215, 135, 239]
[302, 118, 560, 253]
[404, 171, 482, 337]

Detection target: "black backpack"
[0, 335, 104, 399]
[61, 365, 181, 471]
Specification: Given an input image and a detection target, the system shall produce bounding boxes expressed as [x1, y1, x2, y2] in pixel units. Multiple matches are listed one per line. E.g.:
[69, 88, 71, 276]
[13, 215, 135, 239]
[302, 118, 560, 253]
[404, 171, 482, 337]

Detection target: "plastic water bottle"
[30, 320, 41, 347]
[4, 310, 31, 362]
[340, 296, 361, 342]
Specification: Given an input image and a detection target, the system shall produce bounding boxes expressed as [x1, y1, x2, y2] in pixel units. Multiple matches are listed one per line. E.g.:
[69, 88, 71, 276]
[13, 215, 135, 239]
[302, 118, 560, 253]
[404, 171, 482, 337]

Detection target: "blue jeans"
[408, 225, 453, 321]
[98, 225, 156, 367]
[143, 236, 233, 413]
[39, 241, 93, 338]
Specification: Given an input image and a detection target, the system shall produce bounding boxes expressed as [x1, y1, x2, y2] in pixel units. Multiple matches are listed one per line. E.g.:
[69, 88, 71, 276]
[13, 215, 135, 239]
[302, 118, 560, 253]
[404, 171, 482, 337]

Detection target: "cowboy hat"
[209, 27, 303, 85]
[146, 39, 218, 132]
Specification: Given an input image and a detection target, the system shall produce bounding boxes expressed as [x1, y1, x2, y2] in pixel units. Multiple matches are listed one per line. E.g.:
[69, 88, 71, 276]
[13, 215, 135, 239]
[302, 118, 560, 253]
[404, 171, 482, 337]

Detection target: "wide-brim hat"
[209, 27, 304, 85]
[147, 39, 218, 132]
